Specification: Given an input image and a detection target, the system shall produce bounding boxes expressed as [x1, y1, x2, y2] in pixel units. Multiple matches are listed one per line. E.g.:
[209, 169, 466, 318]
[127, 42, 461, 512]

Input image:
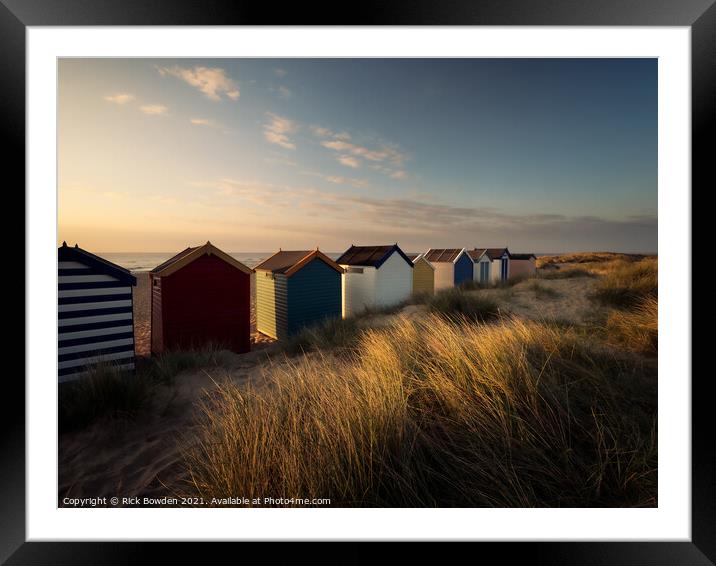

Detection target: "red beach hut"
[149, 242, 253, 354]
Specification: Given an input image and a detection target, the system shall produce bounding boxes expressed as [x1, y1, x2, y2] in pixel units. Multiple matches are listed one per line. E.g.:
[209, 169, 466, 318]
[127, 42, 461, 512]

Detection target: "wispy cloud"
[313, 125, 408, 175]
[189, 117, 228, 131]
[140, 104, 169, 115]
[338, 155, 361, 169]
[264, 154, 298, 167]
[193, 177, 656, 252]
[157, 65, 240, 101]
[274, 68, 287, 77]
[104, 93, 135, 104]
[272, 85, 292, 99]
[263, 112, 297, 150]
[301, 171, 368, 188]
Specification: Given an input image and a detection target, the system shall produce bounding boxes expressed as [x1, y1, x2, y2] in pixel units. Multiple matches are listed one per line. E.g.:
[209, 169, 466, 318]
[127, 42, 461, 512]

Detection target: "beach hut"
[336, 244, 413, 317]
[58, 242, 137, 382]
[473, 248, 512, 283]
[149, 242, 252, 354]
[508, 253, 537, 278]
[467, 249, 492, 284]
[423, 248, 474, 290]
[253, 250, 344, 339]
[406, 253, 435, 295]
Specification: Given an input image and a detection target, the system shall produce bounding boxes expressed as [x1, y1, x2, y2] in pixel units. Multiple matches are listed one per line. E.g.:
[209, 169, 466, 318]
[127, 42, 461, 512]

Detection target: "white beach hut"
[336, 244, 413, 318]
[473, 248, 512, 283]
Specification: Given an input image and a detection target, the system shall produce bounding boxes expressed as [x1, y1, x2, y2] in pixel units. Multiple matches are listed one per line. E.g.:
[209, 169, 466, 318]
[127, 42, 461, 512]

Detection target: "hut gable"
[424, 248, 464, 263]
[254, 250, 344, 277]
[58, 242, 137, 382]
[467, 249, 487, 262]
[336, 244, 413, 269]
[474, 247, 511, 261]
[151, 241, 253, 277]
[58, 242, 136, 285]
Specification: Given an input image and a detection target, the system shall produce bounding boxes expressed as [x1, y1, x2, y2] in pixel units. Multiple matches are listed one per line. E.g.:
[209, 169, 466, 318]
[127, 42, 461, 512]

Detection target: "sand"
[58, 352, 274, 503]
[476, 275, 600, 325]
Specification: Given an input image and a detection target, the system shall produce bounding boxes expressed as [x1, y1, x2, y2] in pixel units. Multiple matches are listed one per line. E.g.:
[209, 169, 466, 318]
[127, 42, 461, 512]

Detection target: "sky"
[58, 58, 657, 253]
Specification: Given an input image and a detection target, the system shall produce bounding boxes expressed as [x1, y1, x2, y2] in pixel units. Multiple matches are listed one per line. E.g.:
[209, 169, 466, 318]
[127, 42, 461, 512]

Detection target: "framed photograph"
[8, 0, 707, 563]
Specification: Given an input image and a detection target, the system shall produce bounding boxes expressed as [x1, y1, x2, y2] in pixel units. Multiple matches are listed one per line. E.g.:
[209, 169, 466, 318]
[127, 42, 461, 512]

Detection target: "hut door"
[480, 262, 488, 282]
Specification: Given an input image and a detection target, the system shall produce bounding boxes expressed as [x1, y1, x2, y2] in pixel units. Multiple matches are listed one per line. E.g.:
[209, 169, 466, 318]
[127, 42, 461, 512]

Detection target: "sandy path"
[476, 275, 599, 325]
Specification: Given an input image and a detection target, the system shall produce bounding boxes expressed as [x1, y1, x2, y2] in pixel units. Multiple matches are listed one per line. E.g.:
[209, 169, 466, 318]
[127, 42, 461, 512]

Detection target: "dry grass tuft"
[182, 314, 657, 507]
[591, 258, 658, 308]
[428, 288, 500, 322]
[537, 252, 652, 268]
[58, 363, 153, 432]
[604, 296, 658, 355]
[141, 343, 235, 385]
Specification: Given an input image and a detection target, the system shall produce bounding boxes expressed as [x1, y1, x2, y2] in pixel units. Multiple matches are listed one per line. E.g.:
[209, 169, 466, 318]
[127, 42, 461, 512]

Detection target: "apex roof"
[424, 248, 467, 263]
[254, 249, 344, 277]
[58, 242, 136, 286]
[150, 242, 253, 276]
[474, 248, 511, 261]
[336, 244, 413, 269]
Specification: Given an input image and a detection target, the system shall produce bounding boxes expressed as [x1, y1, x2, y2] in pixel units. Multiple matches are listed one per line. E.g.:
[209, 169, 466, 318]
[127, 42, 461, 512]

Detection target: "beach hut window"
[347, 267, 364, 274]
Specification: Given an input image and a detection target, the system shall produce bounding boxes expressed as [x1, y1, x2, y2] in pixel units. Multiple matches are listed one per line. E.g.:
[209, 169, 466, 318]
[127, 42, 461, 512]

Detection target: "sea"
[100, 251, 574, 272]
[101, 252, 344, 272]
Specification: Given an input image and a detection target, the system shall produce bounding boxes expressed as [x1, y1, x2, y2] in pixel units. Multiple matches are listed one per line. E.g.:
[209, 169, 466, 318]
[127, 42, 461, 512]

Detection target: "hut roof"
[466, 249, 487, 261]
[336, 244, 413, 269]
[409, 253, 435, 269]
[254, 250, 344, 277]
[424, 248, 467, 263]
[510, 253, 536, 260]
[150, 241, 253, 276]
[58, 242, 136, 285]
[474, 248, 511, 261]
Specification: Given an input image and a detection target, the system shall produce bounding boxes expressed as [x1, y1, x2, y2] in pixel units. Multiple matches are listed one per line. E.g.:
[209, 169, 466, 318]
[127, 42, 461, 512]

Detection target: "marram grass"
[182, 313, 657, 507]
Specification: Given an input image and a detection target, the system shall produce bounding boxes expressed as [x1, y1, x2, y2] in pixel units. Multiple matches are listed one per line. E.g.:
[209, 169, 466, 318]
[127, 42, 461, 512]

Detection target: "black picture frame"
[6, 1, 707, 563]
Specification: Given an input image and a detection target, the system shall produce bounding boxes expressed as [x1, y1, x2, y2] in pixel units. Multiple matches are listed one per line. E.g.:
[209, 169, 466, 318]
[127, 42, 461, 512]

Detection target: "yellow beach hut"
[406, 253, 435, 295]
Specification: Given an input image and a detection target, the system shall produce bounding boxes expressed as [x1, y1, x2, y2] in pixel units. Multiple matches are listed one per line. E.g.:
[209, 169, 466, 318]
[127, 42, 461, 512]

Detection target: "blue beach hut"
[254, 250, 344, 339]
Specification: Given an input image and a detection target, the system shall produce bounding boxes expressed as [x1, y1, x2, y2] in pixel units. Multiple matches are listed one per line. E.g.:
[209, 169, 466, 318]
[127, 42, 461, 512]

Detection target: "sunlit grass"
[604, 296, 658, 355]
[590, 258, 658, 308]
[182, 313, 657, 507]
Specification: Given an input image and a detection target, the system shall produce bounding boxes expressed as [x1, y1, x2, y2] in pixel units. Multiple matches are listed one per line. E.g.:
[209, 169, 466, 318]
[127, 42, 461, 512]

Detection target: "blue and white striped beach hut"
[58, 242, 137, 382]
